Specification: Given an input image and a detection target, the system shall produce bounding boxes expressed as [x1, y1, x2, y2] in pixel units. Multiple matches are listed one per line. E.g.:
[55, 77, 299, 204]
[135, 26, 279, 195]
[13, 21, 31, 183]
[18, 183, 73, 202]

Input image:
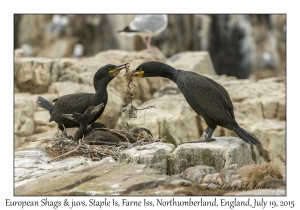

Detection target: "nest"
[122, 64, 156, 118]
[45, 126, 164, 163]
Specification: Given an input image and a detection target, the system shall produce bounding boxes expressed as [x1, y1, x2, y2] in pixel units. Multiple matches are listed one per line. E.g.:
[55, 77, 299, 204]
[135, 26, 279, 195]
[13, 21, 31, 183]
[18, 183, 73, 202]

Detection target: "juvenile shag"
[132, 61, 261, 145]
[37, 63, 128, 137]
[61, 104, 104, 141]
[62, 106, 136, 143]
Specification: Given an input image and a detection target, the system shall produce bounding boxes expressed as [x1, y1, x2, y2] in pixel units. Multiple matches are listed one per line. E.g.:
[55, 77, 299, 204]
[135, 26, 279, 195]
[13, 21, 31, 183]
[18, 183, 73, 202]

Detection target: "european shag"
[37, 63, 128, 137]
[61, 104, 104, 141]
[62, 106, 137, 143]
[131, 61, 261, 145]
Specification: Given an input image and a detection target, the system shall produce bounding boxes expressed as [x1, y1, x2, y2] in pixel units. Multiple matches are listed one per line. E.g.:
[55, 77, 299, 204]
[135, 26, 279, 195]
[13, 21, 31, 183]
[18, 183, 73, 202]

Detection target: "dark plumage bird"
[131, 61, 261, 145]
[61, 104, 104, 141]
[37, 63, 128, 137]
[62, 106, 136, 143]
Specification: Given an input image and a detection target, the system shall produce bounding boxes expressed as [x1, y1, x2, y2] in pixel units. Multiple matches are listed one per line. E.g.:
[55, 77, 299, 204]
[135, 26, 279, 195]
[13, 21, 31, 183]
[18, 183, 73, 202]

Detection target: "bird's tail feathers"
[233, 126, 261, 145]
[37, 96, 53, 112]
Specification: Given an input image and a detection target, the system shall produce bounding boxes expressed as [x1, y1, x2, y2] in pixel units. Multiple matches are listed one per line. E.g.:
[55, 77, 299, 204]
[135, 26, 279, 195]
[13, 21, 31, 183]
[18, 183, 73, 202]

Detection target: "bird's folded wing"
[50, 93, 94, 119]
[181, 73, 234, 123]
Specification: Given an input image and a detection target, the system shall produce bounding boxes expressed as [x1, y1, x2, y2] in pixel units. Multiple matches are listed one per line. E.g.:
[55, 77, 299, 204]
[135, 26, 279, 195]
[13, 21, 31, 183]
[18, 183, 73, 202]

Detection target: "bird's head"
[132, 61, 175, 78]
[94, 63, 130, 83]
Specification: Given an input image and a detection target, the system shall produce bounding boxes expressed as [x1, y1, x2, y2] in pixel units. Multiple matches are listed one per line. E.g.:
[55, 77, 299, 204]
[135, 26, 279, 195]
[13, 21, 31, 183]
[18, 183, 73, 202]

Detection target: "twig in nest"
[47, 139, 83, 163]
[122, 65, 157, 118]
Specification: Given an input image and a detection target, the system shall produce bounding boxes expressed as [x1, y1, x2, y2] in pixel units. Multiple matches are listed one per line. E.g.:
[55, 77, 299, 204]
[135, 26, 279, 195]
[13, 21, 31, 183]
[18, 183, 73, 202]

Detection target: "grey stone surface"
[15, 145, 285, 196]
[181, 165, 218, 184]
[118, 142, 175, 174]
[15, 150, 168, 196]
[172, 137, 254, 174]
[224, 188, 286, 196]
[167, 51, 215, 75]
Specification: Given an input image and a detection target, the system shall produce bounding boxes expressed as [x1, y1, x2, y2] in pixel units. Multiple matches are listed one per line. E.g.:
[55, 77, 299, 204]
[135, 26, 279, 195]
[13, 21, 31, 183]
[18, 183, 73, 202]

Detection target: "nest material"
[122, 64, 156, 118]
[45, 127, 164, 163]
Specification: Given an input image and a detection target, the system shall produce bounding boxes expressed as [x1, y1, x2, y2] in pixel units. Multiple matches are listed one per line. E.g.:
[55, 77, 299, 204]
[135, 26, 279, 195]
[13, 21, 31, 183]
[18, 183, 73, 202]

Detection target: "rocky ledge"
[15, 137, 285, 196]
[14, 49, 285, 164]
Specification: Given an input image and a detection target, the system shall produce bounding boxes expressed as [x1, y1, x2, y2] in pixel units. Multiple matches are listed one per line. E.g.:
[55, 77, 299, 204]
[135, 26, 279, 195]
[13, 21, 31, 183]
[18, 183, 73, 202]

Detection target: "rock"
[181, 165, 218, 183]
[202, 173, 222, 184]
[33, 111, 55, 126]
[125, 48, 166, 65]
[171, 137, 254, 174]
[78, 71, 93, 85]
[15, 153, 168, 196]
[48, 81, 91, 96]
[118, 142, 175, 174]
[14, 57, 59, 94]
[233, 99, 264, 118]
[14, 109, 35, 137]
[14, 93, 38, 137]
[129, 178, 226, 196]
[15, 129, 58, 149]
[279, 166, 286, 182]
[224, 188, 286, 196]
[14, 145, 285, 196]
[220, 164, 241, 183]
[14, 48, 25, 57]
[14, 93, 38, 117]
[117, 94, 200, 145]
[34, 126, 50, 133]
[14, 93, 58, 138]
[68, 164, 167, 196]
[167, 51, 215, 75]
[244, 119, 286, 162]
[14, 147, 100, 188]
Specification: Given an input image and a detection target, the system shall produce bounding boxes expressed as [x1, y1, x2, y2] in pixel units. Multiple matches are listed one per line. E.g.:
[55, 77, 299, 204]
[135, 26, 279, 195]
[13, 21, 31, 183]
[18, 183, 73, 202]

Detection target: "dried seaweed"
[122, 64, 156, 118]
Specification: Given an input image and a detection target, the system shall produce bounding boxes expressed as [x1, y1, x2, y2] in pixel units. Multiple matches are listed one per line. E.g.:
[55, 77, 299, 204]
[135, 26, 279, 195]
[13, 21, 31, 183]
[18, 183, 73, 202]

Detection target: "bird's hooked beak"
[90, 103, 105, 114]
[109, 63, 130, 75]
[61, 113, 74, 121]
[132, 69, 145, 78]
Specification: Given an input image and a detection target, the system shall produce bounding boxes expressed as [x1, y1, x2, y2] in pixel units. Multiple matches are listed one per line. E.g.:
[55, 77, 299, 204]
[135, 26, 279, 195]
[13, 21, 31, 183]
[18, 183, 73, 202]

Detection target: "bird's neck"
[160, 67, 179, 83]
[93, 80, 109, 102]
[73, 121, 88, 141]
[94, 77, 112, 93]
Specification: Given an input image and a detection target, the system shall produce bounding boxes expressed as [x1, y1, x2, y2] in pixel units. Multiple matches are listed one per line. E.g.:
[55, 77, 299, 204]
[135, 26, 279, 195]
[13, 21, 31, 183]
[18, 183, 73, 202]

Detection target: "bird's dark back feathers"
[177, 71, 236, 127]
